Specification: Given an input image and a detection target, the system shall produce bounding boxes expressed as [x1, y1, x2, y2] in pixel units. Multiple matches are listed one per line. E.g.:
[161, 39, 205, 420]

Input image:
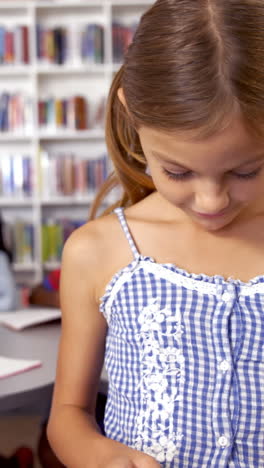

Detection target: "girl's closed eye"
[162, 168, 193, 180]
[231, 168, 262, 179]
[162, 167, 262, 181]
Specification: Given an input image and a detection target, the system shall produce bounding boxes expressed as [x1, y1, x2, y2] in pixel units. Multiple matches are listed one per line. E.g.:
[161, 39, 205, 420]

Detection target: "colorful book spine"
[21, 26, 29, 64]
[0, 92, 33, 134]
[38, 95, 90, 131]
[0, 25, 29, 65]
[42, 218, 85, 263]
[12, 221, 34, 264]
[0, 154, 33, 197]
[37, 23, 104, 65]
[0, 27, 5, 64]
[39, 147, 108, 197]
[112, 21, 138, 63]
[36, 25, 68, 64]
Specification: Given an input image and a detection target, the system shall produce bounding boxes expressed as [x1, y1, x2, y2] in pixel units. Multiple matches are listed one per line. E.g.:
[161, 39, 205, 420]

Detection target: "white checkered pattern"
[99, 207, 264, 467]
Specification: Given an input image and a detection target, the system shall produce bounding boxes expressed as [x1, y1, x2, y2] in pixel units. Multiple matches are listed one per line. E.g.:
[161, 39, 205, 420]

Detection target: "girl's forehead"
[139, 120, 264, 166]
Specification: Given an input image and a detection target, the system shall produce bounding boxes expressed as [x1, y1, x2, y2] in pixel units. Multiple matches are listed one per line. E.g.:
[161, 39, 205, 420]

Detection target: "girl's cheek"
[157, 183, 192, 206]
[231, 185, 260, 203]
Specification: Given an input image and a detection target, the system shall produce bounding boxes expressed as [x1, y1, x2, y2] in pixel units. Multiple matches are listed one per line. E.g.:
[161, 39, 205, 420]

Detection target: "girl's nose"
[194, 180, 230, 215]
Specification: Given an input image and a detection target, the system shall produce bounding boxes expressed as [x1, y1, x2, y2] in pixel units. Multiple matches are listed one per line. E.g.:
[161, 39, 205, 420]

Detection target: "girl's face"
[138, 119, 264, 231]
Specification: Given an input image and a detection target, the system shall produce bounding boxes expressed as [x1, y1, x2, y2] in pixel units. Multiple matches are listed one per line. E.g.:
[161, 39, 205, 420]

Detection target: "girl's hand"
[103, 453, 161, 468]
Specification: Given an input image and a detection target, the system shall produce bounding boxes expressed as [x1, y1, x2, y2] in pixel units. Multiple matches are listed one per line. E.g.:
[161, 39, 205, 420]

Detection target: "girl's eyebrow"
[151, 150, 264, 169]
[151, 151, 188, 168]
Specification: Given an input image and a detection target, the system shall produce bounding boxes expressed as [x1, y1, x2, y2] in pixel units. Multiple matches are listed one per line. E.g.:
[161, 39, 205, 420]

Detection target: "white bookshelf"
[0, 0, 152, 286]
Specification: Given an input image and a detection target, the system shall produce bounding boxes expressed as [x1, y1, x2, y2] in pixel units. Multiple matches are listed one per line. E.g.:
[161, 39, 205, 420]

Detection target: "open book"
[0, 356, 42, 379]
[0, 307, 61, 331]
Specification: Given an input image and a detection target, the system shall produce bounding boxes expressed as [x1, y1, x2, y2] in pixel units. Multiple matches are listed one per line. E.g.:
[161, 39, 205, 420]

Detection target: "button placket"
[212, 285, 236, 458]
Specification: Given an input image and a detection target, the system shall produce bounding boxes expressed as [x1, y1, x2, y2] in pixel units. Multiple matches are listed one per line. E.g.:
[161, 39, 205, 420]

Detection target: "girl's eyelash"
[232, 169, 261, 179]
[162, 168, 192, 180]
[162, 168, 262, 181]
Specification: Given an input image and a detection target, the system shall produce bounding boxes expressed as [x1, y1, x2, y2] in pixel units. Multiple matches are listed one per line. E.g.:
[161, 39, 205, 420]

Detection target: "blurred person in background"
[0, 215, 17, 311]
[0, 214, 33, 467]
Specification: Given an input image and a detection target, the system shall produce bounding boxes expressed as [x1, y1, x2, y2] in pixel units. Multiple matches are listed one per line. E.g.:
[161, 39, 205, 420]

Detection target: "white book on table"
[0, 307, 61, 331]
[0, 356, 42, 379]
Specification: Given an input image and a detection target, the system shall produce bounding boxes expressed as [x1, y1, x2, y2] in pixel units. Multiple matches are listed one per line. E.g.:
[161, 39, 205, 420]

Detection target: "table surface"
[0, 320, 108, 412]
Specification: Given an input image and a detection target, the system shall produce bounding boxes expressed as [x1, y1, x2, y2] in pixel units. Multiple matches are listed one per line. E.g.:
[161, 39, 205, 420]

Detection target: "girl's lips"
[194, 210, 227, 219]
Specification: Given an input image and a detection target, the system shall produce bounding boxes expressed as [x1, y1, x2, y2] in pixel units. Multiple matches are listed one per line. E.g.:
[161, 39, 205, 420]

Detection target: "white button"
[218, 435, 229, 448]
[222, 292, 233, 302]
[219, 360, 230, 371]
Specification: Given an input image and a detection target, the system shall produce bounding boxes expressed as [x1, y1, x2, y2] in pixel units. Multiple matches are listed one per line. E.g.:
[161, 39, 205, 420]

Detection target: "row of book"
[0, 21, 137, 67]
[36, 24, 104, 64]
[0, 150, 108, 199]
[40, 148, 108, 197]
[36, 25, 68, 64]
[0, 154, 33, 197]
[3, 218, 86, 265]
[38, 95, 87, 130]
[0, 25, 29, 65]
[0, 93, 33, 133]
[0, 92, 105, 133]
[112, 22, 137, 63]
[4, 220, 34, 265]
[38, 95, 105, 130]
[42, 218, 85, 262]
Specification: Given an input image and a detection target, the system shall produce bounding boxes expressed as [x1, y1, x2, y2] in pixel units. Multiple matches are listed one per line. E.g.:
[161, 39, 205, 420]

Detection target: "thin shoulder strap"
[114, 207, 140, 260]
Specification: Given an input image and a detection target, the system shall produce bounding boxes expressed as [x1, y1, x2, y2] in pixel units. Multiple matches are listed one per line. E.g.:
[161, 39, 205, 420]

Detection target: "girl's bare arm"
[47, 222, 160, 468]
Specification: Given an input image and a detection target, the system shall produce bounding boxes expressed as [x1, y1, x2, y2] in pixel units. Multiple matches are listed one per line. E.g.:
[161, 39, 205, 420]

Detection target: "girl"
[48, 0, 264, 466]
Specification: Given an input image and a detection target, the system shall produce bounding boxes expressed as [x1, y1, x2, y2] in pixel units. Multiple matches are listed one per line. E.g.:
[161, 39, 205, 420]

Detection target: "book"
[13, 221, 34, 264]
[42, 218, 85, 263]
[21, 26, 29, 64]
[0, 356, 42, 379]
[73, 96, 87, 130]
[0, 307, 61, 331]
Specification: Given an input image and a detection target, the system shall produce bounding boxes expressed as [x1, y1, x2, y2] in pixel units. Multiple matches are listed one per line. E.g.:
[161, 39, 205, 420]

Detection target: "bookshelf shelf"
[41, 195, 94, 205]
[43, 261, 61, 270]
[35, 1, 105, 9]
[38, 129, 105, 140]
[0, 4, 29, 11]
[37, 64, 109, 75]
[0, 66, 33, 76]
[0, 134, 33, 142]
[0, 0, 150, 286]
[0, 198, 34, 207]
[13, 262, 39, 272]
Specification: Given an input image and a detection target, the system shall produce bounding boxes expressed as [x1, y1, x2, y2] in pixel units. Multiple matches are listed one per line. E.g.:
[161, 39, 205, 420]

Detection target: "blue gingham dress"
[100, 207, 264, 467]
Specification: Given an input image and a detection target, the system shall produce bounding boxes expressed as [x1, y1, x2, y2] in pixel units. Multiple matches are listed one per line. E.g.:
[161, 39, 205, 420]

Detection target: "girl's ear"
[117, 87, 127, 108]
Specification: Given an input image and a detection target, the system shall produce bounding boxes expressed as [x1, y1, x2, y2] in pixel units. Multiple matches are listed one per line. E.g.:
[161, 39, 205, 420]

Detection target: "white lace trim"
[103, 266, 139, 323]
[101, 258, 264, 323]
[239, 282, 264, 296]
[140, 262, 264, 297]
[141, 262, 219, 295]
[133, 298, 184, 464]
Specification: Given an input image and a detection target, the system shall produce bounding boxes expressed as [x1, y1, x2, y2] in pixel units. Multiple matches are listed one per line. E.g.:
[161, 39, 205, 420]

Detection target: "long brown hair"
[90, 0, 264, 219]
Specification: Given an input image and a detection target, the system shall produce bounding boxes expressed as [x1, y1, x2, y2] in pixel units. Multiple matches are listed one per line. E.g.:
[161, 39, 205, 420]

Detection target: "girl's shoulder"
[62, 212, 137, 300]
[65, 212, 125, 259]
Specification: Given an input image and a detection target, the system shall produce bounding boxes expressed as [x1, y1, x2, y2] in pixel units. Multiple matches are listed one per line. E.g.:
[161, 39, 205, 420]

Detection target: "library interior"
[0, 1, 151, 467]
